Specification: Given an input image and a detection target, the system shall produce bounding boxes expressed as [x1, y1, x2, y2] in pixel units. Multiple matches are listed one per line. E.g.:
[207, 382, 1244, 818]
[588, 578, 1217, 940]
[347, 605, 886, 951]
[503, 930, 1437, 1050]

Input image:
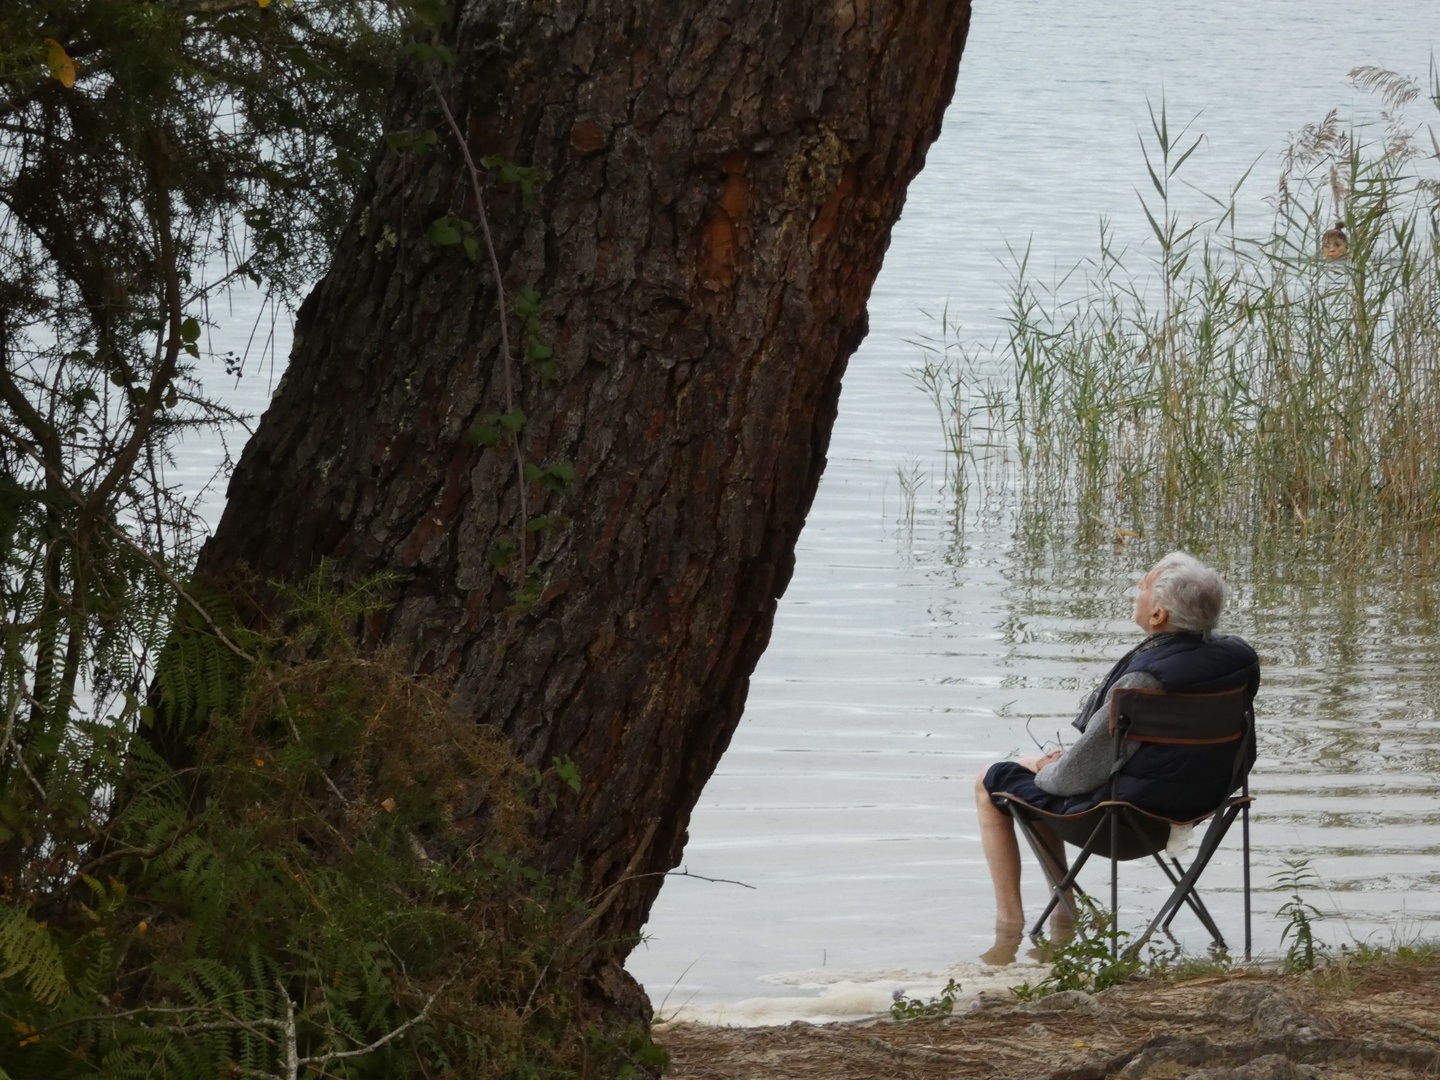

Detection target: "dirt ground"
[657, 960, 1440, 1080]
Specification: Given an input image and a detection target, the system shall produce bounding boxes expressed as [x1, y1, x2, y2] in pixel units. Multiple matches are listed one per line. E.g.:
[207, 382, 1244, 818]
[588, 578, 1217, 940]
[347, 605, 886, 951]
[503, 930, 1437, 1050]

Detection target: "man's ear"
[1150, 605, 1168, 628]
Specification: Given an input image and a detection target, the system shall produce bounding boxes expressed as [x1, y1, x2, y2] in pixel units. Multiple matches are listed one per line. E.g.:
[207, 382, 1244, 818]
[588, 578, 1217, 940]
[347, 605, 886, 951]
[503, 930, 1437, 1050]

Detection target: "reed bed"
[915, 70, 1440, 569]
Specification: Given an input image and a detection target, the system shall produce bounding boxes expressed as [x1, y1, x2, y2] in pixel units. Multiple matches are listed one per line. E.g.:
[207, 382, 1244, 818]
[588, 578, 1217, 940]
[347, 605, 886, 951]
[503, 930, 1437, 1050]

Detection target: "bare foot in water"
[980, 925, 1024, 967]
[1025, 915, 1082, 963]
[1025, 923, 1069, 963]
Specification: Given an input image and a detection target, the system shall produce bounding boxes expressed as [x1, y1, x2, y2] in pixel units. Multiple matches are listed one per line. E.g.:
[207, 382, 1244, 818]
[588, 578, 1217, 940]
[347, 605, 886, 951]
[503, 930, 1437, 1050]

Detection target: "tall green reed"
[917, 67, 1440, 568]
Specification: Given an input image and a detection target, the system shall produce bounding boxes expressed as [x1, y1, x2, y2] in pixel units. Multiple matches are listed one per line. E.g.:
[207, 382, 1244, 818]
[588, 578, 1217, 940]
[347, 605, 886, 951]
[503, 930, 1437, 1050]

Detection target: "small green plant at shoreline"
[1275, 858, 1331, 973]
[1011, 913, 1147, 998]
[891, 978, 962, 1019]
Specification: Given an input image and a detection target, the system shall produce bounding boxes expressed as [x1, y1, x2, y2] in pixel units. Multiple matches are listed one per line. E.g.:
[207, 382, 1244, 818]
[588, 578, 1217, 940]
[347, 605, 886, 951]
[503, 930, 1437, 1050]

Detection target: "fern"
[0, 905, 68, 1006]
[152, 587, 251, 731]
[0, 586, 650, 1079]
[65, 874, 127, 996]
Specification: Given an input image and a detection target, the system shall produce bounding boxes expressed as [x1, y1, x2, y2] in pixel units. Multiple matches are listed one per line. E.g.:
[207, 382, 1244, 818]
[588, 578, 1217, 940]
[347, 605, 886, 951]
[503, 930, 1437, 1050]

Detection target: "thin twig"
[279, 703, 349, 806]
[41, 1001, 281, 1037]
[298, 983, 447, 1069]
[0, 418, 255, 663]
[74, 827, 192, 878]
[183, 254, 257, 308]
[99, 514, 255, 663]
[278, 980, 298, 1080]
[665, 868, 757, 889]
[570, 818, 660, 942]
[85, 145, 187, 517]
[141, 1018, 283, 1037]
[1, 693, 47, 801]
[521, 961, 549, 1017]
[426, 73, 530, 582]
[587, 866, 757, 903]
[44, 983, 439, 1078]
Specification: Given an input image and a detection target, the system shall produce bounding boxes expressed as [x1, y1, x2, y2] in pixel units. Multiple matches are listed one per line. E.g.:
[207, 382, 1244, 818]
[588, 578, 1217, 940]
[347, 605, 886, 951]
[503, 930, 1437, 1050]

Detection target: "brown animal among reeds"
[1321, 220, 1348, 258]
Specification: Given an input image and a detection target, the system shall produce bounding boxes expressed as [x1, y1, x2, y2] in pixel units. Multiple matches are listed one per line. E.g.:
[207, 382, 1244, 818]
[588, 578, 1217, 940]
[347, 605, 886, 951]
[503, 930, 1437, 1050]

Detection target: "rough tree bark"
[199, 0, 971, 1016]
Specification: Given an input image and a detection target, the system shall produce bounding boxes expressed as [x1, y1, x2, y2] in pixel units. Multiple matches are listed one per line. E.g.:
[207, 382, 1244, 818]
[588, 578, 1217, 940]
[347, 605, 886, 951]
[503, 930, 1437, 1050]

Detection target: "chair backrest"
[1108, 685, 1251, 745]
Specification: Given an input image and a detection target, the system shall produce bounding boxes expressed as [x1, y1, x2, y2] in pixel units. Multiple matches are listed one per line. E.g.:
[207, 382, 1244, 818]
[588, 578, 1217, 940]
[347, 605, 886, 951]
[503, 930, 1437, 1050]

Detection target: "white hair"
[1149, 551, 1225, 633]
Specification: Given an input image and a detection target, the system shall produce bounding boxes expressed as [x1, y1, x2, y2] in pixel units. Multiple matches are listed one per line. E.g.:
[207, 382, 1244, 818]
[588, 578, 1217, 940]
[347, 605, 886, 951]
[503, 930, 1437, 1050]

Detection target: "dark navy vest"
[1088, 633, 1260, 820]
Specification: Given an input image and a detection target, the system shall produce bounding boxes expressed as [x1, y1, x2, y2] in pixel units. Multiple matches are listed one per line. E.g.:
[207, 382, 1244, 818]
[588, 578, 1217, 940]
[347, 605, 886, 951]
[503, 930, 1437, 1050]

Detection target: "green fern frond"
[0, 905, 69, 1006]
[153, 586, 252, 732]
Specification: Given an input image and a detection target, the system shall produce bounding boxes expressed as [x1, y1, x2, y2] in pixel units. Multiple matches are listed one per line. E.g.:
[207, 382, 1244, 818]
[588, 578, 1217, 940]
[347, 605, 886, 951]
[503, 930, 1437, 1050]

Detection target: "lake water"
[186, 0, 1440, 1027]
[624, 0, 1440, 1024]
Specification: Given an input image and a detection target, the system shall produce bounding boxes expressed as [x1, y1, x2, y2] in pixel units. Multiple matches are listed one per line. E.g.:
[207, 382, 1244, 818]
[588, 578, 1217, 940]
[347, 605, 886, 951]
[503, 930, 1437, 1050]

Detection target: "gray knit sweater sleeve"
[1033, 671, 1163, 797]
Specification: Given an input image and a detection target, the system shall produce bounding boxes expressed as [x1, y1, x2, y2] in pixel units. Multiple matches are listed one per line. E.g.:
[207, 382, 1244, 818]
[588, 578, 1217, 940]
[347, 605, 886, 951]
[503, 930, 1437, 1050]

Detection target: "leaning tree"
[199, 0, 972, 1017]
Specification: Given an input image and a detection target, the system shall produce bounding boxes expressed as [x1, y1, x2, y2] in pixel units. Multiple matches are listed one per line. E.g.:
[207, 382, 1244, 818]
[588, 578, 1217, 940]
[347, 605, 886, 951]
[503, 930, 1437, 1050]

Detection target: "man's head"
[1133, 551, 1225, 635]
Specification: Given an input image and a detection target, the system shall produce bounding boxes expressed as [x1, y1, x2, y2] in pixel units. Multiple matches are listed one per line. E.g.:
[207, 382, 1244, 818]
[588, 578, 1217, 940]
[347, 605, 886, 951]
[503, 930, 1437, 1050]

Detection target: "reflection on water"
[630, 483, 1440, 1023]
[626, 0, 1440, 1023]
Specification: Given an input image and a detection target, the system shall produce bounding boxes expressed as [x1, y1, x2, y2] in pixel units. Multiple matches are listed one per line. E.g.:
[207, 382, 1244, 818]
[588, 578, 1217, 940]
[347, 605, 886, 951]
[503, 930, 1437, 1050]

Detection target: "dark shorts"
[983, 761, 1100, 817]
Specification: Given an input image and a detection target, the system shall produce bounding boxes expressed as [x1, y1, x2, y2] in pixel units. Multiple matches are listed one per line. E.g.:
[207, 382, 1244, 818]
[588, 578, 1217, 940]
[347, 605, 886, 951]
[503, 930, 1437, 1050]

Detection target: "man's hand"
[1016, 750, 1064, 773]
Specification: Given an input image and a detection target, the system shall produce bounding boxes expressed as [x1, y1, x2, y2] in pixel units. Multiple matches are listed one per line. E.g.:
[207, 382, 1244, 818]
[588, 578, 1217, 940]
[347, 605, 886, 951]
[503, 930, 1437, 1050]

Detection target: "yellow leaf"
[254, 757, 265, 767]
[258, 0, 271, 6]
[135, 920, 148, 936]
[380, 797, 397, 813]
[44, 39, 76, 88]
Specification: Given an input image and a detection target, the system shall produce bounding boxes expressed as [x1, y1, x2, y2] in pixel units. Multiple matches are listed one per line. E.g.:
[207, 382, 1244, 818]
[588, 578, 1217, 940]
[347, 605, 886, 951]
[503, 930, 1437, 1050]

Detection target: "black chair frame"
[993, 685, 1255, 959]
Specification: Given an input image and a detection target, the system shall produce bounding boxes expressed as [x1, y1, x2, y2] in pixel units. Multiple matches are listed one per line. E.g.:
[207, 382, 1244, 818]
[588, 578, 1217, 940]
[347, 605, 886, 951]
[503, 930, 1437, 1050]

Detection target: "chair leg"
[1144, 848, 1224, 944]
[1122, 806, 1225, 942]
[1164, 856, 1225, 946]
[1110, 810, 1119, 959]
[1004, 805, 1101, 938]
[1133, 804, 1242, 953]
[1035, 847, 1099, 932]
[1242, 801, 1252, 962]
[1120, 805, 1226, 951]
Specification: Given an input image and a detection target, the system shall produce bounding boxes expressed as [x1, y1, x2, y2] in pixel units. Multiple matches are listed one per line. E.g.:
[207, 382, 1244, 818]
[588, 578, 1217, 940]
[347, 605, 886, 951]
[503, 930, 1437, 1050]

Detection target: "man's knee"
[975, 765, 1000, 810]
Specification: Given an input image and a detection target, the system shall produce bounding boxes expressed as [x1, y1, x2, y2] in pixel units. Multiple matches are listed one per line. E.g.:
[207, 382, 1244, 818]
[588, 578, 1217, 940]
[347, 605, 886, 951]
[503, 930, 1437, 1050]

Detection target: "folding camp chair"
[991, 685, 1255, 959]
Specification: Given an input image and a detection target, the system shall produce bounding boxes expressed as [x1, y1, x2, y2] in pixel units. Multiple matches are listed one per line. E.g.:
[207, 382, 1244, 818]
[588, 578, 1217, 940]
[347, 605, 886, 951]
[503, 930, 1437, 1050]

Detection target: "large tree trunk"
[201, 0, 970, 1017]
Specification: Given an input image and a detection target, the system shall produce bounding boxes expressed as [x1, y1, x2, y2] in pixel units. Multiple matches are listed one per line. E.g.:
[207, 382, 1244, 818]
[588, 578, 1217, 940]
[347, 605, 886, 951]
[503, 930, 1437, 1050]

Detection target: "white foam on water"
[653, 960, 1043, 1028]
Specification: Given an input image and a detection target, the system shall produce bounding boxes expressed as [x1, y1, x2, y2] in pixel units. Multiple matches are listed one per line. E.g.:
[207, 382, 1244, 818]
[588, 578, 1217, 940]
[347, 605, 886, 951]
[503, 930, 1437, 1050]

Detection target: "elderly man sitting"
[974, 551, 1260, 949]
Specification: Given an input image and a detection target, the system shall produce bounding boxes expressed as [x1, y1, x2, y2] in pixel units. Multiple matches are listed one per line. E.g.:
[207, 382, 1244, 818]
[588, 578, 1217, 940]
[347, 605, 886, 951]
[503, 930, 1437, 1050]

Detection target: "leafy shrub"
[0, 577, 664, 1079]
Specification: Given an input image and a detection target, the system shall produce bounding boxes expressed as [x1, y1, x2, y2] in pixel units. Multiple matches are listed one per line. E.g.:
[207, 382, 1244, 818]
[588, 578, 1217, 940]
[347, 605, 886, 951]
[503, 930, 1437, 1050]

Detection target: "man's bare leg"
[975, 770, 1025, 930]
[975, 770, 1077, 939]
